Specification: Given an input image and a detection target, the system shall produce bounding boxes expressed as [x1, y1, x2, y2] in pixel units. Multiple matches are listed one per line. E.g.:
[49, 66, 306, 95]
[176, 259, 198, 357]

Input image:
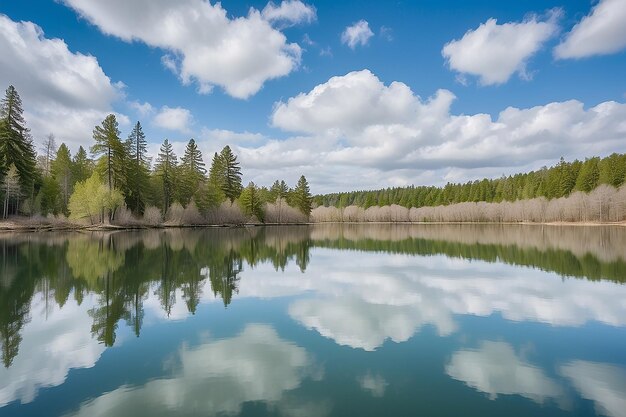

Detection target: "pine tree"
[292, 175, 312, 216]
[155, 139, 177, 212]
[91, 114, 124, 191]
[72, 146, 93, 184]
[238, 181, 264, 221]
[269, 179, 289, 202]
[219, 145, 242, 203]
[575, 157, 600, 192]
[51, 144, 73, 212]
[0, 85, 37, 200]
[179, 139, 206, 205]
[126, 121, 150, 213]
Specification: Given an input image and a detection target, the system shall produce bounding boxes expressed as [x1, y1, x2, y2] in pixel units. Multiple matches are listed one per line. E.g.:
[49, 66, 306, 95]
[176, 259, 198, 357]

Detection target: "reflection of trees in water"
[312, 224, 626, 282]
[0, 227, 313, 362]
[1, 224, 626, 366]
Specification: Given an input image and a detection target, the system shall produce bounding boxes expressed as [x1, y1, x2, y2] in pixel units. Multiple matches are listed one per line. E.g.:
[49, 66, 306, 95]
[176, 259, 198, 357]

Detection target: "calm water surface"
[1, 224, 625, 417]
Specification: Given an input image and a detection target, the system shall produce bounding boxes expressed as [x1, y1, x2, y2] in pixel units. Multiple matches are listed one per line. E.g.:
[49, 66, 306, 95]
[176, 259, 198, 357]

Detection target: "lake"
[1, 224, 625, 417]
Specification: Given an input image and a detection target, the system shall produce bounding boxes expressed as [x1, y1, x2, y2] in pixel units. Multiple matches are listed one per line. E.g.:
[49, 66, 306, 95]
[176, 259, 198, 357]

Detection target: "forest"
[313, 152, 626, 223]
[0, 85, 312, 225]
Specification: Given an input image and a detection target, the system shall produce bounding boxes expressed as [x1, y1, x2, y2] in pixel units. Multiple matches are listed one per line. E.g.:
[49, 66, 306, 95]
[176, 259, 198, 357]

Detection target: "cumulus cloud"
[341, 20, 374, 49]
[60, 0, 302, 99]
[66, 324, 317, 417]
[153, 106, 193, 134]
[442, 11, 560, 85]
[446, 341, 566, 404]
[262, 0, 317, 27]
[555, 0, 626, 59]
[231, 69, 626, 193]
[0, 15, 125, 150]
[560, 361, 626, 417]
[128, 100, 154, 116]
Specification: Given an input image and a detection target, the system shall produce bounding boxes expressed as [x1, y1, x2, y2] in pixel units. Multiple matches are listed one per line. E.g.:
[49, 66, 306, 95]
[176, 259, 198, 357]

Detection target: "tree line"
[0, 85, 313, 224]
[315, 154, 626, 210]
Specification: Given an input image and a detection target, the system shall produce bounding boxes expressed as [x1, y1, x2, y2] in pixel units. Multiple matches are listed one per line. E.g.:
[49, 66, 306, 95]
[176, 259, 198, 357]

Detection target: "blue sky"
[1, 0, 625, 192]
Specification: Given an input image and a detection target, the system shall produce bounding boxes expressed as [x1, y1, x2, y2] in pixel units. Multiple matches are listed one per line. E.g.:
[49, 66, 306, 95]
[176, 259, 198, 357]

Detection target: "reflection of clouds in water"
[65, 324, 320, 417]
[289, 296, 455, 351]
[446, 341, 566, 404]
[358, 372, 388, 397]
[560, 361, 626, 417]
[0, 294, 105, 406]
[235, 250, 626, 350]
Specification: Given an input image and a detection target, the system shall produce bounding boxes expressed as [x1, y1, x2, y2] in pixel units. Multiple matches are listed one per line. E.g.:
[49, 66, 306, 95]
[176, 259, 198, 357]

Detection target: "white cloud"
[341, 20, 374, 49]
[61, 0, 302, 99]
[0, 15, 125, 150]
[232, 69, 626, 193]
[0, 293, 105, 406]
[442, 11, 560, 85]
[272, 69, 421, 134]
[560, 361, 626, 417]
[66, 324, 318, 417]
[262, 1, 317, 27]
[129, 100, 154, 116]
[446, 341, 565, 404]
[555, 0, 626, 59]
[153, 106, 193, 134]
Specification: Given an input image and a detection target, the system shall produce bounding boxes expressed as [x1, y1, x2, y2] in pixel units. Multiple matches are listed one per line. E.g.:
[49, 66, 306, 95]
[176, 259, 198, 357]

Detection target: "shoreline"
[1, 220, 625, 233]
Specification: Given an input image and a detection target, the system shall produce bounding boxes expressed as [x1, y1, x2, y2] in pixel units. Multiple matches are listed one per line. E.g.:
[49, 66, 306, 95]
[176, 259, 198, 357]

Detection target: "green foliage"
[178, 139, 206, 205]
[219, 145, 242, 202]
[155, 139, 177, 212]
[72, 146, 93, 184]
[238, 181, 264, 221]
[91, 114, 125, 191]
[125, 122, 150, 214]
[269, 179, 289, 202]
[68, 173, 124, 223]
[292, 175, 312, 216]
[38, 176, 61, 215]
[51, 143, 73, 213]
[0, 85, 37, 207]
[317, 154, 626, 209]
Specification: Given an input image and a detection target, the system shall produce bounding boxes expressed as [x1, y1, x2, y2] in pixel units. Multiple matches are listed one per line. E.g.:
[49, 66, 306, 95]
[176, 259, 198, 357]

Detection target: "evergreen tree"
[51, 144, 73, 212]
[269, 179, 289, 202]
[292, 175, 312, 216]
[206, 152, 226, 208]
[126, 121, 150, 213]
[155, 139, 177, 211]
[219, 145, 242, 202]
[179, 139, 206, 205]
[238, 181, 264, 221]
[576, 157, 600, 192]
[72, 146, 93, 184]
[0, 85, 37, 201]
[91, 114, 124, 191]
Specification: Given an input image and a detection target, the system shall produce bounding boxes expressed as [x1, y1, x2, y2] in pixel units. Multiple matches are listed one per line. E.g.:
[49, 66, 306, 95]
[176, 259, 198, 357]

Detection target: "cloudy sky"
[1, 0, 625, 193]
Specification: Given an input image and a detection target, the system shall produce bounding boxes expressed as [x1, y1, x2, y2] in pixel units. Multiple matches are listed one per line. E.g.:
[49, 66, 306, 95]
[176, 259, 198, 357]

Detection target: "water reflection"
[446, 341, 566, 405]
[0, 224, 625, 416]
[560, 361, 626, 417]
[65, 324, 322, 417]
[1, 225, 626, 364]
